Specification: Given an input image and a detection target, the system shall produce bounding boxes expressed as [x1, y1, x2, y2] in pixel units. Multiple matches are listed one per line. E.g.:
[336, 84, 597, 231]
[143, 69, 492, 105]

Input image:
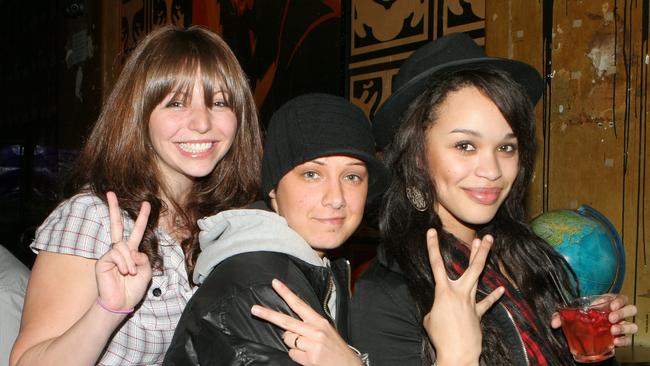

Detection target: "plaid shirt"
[32, 193, 196, 365]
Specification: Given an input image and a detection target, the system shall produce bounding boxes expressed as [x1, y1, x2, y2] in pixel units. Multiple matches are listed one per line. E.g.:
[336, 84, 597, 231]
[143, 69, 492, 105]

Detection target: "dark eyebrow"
[449, 128, 481, 137]
[450, 129, 517, 140]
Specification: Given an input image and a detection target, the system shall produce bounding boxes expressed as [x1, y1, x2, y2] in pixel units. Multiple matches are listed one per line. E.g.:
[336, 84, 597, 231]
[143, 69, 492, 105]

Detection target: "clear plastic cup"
[557, 294, 615, 363]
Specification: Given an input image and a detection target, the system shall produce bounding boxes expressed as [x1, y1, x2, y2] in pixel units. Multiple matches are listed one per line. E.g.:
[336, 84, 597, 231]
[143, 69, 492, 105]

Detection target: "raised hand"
[551, 293, 638, 347]
[251, 279, 363, 366]
[95, 191, 153, 313]
[423, 229, 503, 366]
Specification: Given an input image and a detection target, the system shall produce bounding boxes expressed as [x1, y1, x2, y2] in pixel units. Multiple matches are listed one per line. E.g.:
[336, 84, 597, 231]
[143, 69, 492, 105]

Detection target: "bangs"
[147, 56, 230, 107]
[142, 31, 243, 114]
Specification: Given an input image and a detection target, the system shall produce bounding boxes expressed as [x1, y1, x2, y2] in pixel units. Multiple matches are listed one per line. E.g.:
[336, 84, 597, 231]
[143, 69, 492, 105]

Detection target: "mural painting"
[120, 0, 191, 62]
[211, 0, 343, 122]
[347, 0, 485, 120]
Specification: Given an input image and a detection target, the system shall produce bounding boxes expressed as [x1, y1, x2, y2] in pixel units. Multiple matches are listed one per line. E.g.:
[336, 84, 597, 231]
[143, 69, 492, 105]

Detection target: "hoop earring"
[406, 187, 428, 212]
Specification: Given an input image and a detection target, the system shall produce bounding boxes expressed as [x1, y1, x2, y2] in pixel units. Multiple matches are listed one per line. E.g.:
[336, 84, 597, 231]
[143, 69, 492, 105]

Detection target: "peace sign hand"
[251, 279, 363, 366]
[95, 192, 153, 313]
[423, 229, 504, 366]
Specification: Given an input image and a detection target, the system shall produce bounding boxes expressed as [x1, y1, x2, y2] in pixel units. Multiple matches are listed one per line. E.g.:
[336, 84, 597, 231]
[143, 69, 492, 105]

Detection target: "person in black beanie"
[164, 93, 388, 366]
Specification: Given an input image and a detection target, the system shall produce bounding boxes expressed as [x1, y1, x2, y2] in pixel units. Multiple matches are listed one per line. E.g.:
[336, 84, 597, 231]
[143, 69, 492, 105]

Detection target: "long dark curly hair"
[379, 67, 577, 365]
[64, 25, 262, 281]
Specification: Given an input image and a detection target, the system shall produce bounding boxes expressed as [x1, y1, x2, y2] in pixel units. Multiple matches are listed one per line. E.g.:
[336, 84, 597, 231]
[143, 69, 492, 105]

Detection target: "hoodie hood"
[193, 208, 325, 284]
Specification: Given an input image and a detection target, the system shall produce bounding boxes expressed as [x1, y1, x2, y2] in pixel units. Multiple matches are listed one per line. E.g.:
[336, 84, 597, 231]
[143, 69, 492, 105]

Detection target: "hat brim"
[373, 57, 543, 148]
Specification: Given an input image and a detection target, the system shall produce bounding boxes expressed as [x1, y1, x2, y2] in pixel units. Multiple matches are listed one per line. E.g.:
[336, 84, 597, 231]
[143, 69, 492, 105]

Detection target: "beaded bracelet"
[96, 297, 134, 315]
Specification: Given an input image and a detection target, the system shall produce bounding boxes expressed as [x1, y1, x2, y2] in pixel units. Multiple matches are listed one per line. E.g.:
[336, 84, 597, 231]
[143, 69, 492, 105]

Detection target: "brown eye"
[166, 100, 184, 108]
[213, 99, 229, 108]
[454, 141, 475, 152]
[498, 144, 518, 153]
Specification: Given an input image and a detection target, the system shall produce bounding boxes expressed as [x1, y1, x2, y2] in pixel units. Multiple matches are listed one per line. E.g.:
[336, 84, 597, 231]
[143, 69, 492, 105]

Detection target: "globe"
[530, 205, 625, 296]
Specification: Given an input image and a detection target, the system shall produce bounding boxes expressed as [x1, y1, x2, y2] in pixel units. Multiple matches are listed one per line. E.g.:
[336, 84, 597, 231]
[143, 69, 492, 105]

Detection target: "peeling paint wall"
[487, 0, 650, 353]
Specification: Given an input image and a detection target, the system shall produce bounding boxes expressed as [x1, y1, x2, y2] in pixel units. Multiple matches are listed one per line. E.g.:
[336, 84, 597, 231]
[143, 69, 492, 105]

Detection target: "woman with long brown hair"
[10, 25, 262, 366]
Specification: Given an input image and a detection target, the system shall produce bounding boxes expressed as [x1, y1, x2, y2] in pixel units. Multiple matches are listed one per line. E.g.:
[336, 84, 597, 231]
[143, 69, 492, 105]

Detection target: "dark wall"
[0, 0, 102, 266]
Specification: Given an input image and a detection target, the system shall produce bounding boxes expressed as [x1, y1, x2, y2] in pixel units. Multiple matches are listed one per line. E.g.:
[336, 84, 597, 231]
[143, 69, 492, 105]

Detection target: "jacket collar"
[194, 201, 325, 284]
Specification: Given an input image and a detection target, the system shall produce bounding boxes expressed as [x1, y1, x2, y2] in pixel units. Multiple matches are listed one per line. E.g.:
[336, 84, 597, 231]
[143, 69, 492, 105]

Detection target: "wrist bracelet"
[96, 297, 134, 315]
[348, 344, 370, 366]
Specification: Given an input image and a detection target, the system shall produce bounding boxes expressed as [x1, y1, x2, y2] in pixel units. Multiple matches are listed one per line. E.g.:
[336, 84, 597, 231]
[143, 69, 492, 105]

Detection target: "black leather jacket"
[351, 245, 621, 366]
[163, 208, 351, 365]
[351, 245, 526, 365]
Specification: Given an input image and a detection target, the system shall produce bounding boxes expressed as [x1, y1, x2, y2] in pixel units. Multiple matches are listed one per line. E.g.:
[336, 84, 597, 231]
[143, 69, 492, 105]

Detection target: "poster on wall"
[119, 0, 344, 125]
[194, 0, 344, 124]
[147, 0, 345, 124]
[120, 0, 192, 63]
[347, 0, 485, 121]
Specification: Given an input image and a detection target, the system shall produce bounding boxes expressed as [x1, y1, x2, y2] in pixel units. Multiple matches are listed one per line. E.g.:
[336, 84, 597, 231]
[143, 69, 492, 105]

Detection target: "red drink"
[558, 295, 615, 363]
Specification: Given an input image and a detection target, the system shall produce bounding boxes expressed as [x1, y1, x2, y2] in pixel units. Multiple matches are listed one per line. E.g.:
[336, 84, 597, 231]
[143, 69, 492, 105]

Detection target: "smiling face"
[425, 86, 519, 242]
[148, 79, 237, 195]
[269, 156, 369, 257]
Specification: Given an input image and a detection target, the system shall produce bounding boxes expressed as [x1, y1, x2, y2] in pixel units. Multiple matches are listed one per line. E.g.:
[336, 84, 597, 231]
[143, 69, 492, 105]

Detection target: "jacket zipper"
[476, 289, 529, 365]
[501, 303, 530, 366]
[344, 259, 352, 297]
[322, 274, 334, 322]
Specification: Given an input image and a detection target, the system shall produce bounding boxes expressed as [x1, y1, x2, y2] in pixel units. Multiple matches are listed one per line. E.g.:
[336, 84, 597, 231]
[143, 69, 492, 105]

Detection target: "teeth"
[178, 142, 213, 153]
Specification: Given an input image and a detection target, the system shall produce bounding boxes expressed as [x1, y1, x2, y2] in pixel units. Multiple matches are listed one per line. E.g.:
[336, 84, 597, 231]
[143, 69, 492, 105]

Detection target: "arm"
[0, 247, 29, 366]
[10, 192, 151, 366]
[251, 279, 364, 366]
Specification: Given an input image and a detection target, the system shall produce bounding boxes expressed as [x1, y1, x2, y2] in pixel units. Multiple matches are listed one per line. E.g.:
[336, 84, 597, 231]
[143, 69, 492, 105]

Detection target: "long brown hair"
[65, 25, 262, 279]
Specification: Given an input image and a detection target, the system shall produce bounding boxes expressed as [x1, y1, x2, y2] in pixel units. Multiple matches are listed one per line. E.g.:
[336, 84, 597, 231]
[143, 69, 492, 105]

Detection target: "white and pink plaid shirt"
[32, 193, 197, 365]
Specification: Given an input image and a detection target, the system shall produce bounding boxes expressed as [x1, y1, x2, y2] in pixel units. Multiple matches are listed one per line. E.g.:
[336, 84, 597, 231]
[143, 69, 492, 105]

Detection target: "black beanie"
[261, 93, 388, 203]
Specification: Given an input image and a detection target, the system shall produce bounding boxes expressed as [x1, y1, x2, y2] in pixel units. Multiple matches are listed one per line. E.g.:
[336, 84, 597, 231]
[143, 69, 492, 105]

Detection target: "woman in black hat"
[164, 93, 388, 365]
[351, 33, 638, 366]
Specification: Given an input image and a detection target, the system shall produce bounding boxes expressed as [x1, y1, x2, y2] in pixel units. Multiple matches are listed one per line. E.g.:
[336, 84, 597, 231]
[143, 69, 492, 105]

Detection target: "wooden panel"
[100, 0, 120, 101]
[487, 0, 650, 351]
[485, 1, 544, 217]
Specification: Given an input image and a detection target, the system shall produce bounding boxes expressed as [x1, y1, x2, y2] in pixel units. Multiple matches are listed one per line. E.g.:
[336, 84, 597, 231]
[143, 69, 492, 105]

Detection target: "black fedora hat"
[372, 32, 543, 148]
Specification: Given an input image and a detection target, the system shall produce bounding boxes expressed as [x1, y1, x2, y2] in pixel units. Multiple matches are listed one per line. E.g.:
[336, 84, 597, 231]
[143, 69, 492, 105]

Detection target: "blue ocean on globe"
[530, 205, 625, 296]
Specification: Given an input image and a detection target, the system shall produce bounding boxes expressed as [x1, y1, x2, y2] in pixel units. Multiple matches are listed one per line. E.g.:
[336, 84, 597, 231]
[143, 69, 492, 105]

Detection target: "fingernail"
[251, 305, 261, 316]
[272, 278, 282, 287]
[428, 229, 436, 237]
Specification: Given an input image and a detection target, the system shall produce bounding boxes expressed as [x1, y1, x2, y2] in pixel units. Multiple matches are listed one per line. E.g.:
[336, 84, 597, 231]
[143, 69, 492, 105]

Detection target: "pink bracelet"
[96, 297, 134, 315]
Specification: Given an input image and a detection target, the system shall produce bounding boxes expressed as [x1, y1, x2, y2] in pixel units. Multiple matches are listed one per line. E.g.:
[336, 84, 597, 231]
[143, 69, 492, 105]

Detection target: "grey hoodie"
[193, 208, 326, 285]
